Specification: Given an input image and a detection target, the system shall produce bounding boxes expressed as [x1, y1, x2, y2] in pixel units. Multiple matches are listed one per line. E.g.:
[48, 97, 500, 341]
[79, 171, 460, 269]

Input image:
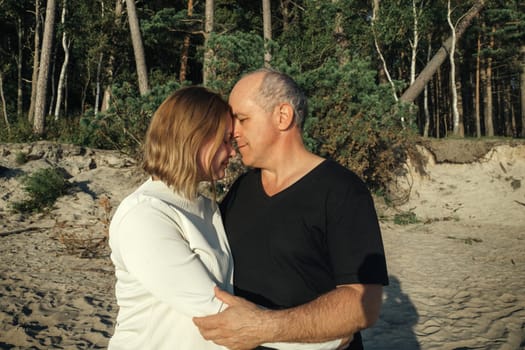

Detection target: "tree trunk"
[279, 0, 291, 32]
[54, 0, 70, 120]
[263, 0, 272, 67]
[102, 0, 123, 112]
[400, 0, 485, 103]
[28, 0, 41, 122]
[47, 47, 57, 116]
[372, 0, 398, 102]
[423, 36, 432, 138]
[94, 53, 103, 115]
[520, 45, 525, 138]
[409, 0, 421, 85]
[203, 0, 214, 86]
[180, 0, 193, 83]
[372, 0, 387, 84]
[436, 68, 442, 138]
[33, 0, 57, 135]
[16, 17, 23, 120]
[0, 72, 9, 134]
[447, 0, 462, 137]
[484, 26, 495, 137]
[333, 0, 349, 65]
[504, 84, 514, 136]
[125, 0, 149, 95]
[475, 28, 481, 137]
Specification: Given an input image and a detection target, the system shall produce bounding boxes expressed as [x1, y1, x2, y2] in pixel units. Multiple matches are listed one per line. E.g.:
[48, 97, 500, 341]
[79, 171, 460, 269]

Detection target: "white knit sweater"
[108, 179, 232, 350]
[108, 178, 342, 350]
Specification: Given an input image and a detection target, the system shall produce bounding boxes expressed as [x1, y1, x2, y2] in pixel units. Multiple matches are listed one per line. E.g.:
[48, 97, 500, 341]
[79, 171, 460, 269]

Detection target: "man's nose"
[233, 118, 242, 136]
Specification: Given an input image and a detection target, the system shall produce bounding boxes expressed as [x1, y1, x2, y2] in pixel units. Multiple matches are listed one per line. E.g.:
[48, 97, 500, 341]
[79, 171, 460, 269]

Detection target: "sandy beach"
[1, 140, 524, 349]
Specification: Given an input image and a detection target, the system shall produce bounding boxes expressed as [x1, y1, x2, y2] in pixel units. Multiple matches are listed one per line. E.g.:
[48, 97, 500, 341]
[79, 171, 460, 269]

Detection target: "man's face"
[228, 74, 279, 168]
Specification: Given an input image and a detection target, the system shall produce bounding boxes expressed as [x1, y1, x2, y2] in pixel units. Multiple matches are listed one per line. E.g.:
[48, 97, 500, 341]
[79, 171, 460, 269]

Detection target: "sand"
[0, 140, 524, 349]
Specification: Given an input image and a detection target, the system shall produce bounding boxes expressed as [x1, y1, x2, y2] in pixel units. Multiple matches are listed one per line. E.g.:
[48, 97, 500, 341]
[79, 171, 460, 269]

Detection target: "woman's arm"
[115, 203, 225, 317]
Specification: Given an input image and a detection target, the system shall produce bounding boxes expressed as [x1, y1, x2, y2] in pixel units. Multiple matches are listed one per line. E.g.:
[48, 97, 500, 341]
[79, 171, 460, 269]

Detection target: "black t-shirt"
[220, 160, 389, 349]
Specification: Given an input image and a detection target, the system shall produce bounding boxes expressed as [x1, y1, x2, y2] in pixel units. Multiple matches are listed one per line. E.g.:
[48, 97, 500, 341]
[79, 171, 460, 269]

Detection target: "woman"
[108, 86, 236, 350]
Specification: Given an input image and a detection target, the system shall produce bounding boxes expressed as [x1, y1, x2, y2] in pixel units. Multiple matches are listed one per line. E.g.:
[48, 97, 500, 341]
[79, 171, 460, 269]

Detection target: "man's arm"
[193, 283, 383, 350]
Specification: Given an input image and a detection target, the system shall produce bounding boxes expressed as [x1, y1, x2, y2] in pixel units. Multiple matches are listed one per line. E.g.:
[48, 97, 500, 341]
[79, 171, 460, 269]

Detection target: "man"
[194, 69, 389, 350]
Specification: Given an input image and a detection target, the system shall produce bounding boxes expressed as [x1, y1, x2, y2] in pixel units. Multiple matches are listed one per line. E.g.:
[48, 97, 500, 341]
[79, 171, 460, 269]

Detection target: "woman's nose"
[228, 142, 237, 157]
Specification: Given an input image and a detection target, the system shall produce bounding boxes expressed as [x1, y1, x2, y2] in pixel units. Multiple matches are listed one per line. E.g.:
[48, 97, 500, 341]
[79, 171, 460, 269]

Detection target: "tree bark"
[447, 0, 462, 137]
[203, 0, 214, 86]
[400, 0, 485, 103]
[520, 45, 525, 138]
[54, 0, 70, 120]
[475, 28, 481, 137]
[484, 25, 495, 137]
[436, 68, 442, 138]
[332, 0, 349, 65]
[16, 16, 23, 120]
[0, 72, 9, 134]
[180, 0, 193, 83]
[102, 0, 123, 112]
[423, 36, 432, 137]
[125, 0, 149, 95]
[372, 0, 398, 101]
[263, 0, 272, 67]
[279, 0, 291, 32]
[28, 0, 41, 122]
[504, 84, 514, 136]
[47, 48, 56, 116]
[33, 0, 57, 135]
[409, 0, 422, 85]
[95, 53, 103, 115]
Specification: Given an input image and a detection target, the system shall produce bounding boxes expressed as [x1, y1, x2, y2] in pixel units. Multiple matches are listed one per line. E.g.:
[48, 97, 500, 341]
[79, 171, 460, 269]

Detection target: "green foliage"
[205, 32, 264, 96]
[14, 152, 27, 165]
[0, 117, 35, 143]
[77, 80, 182, 156]
[394, 211, 419, 225]
[215, 0, 261, 32]
[141, 7, 193, 75]
[12, 167, 68, 213]
[293, 57, 416, 189]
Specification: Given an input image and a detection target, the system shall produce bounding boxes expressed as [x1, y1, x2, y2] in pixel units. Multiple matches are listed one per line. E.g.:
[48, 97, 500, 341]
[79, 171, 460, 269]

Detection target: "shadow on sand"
[361, 275, 420, 349]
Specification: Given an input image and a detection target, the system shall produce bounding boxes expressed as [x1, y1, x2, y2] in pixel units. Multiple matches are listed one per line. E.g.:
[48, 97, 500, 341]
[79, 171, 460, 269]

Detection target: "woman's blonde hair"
[143, 86, 231, 199]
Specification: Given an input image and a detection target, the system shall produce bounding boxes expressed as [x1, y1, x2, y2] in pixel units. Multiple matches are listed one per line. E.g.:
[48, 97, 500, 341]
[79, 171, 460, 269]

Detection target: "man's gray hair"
[251, 68, 308, 129]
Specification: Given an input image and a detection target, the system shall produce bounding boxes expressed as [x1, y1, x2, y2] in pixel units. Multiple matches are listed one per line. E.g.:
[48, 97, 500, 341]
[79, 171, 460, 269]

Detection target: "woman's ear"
[276, 103, 295, 131]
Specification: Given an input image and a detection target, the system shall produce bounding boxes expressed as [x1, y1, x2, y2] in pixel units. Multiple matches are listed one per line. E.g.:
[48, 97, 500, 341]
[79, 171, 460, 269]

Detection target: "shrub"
[205, 31, 264, 96]
[15, 152, 28, 165]
[77, 80, 182, 156]
[393, 211, 419, 225]
[12, 167, 68, 213]
[0, 118, 39, 143]
[297, 57, 417, 191]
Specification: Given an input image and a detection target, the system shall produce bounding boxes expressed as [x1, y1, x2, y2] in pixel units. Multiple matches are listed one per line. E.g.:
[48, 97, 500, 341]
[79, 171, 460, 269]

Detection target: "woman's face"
[198, 114, 236, 181]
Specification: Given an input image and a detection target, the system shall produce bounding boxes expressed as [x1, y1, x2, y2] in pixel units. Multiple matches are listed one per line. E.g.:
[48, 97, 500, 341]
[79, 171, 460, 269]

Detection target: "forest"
[0, 0, 524, 188]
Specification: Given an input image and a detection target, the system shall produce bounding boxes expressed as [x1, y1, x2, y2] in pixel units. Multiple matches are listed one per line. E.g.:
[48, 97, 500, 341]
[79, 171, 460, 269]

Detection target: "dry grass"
[55, 195, 112, 258]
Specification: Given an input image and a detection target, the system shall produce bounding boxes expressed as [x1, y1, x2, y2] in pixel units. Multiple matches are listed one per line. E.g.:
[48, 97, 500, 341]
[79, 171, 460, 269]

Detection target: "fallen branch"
[0, 226, 49, 237]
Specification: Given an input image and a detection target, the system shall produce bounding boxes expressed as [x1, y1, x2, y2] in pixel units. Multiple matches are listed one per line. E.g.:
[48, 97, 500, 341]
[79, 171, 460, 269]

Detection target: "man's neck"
[260, 147, 324, 197]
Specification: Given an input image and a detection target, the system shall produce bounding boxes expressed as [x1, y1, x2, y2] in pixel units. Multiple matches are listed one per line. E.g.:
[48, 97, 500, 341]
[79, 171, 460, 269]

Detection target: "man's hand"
[193, 287, 272, 350]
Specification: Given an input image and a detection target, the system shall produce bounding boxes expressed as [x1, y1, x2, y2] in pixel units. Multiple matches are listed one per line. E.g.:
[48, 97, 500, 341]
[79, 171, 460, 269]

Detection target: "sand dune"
[1, 140, 524, 349]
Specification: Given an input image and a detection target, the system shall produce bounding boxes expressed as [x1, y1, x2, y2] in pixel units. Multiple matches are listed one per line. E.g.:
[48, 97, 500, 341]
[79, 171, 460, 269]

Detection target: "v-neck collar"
[257, 159, 328, 199]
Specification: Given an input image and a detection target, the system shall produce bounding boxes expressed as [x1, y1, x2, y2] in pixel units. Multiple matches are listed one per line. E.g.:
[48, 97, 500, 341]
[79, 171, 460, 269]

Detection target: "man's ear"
[276, 103, 295, 131]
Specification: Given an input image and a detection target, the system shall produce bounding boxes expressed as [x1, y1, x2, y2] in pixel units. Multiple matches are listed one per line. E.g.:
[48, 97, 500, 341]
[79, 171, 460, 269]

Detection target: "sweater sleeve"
[114, 201, 225, 318]
[263, 339, 344, 350]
